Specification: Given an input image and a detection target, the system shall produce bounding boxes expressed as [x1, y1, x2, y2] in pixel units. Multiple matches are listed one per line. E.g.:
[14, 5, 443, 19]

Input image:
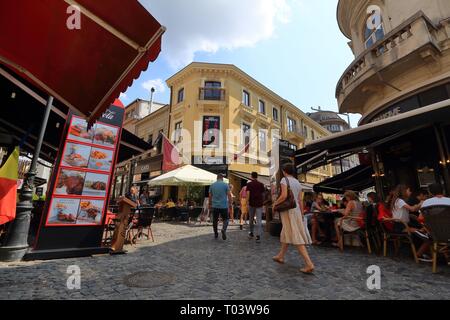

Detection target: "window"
[174, 122, 183, 144]
[148, 134, 153, 145]
[242, 123, 251, 152]
[272, 107, 279, 122]
[243, 90, 250, 107]
[259, 130, 267, 153]
[364, 5, 385, 49]
[311, 130, 315, 140]
[203, 81, 222, 100]
[303, 126, 308, 138]
[205, 81, 221, 88]
[287, 117, 297, 133]
[258, 100, 266, 114]
[177, 88, 184, 103]
[288, 143, 297, 151]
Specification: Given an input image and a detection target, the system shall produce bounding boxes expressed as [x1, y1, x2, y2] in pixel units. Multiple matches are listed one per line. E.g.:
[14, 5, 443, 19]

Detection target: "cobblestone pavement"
[0, 222, 449, 300]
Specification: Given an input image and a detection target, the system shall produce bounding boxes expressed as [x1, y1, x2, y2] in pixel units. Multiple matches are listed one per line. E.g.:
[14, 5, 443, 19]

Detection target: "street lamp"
[149, 87, 155, 113]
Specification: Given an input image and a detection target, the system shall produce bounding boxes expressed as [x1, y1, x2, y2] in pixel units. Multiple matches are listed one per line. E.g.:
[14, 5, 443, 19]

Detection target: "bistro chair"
[135, 207, 155, 242]
[380, 218, 419, 263]
[102, 215, 117, 246]
[337, 216, 372, 254]
[421, 205, 450, 273]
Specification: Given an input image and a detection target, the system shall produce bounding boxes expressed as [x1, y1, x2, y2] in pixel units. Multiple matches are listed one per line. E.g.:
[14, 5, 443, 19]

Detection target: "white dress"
[279, 176, 312, 245]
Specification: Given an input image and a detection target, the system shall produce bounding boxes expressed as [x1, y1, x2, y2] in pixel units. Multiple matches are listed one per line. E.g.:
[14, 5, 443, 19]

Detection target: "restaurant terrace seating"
[421, 205, 450, 273]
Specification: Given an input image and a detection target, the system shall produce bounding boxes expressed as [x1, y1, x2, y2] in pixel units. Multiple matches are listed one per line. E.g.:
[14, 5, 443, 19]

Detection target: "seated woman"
[387, 185, 423, 234]
[334, 191, 363, 248]
[311, 193, 330, 245]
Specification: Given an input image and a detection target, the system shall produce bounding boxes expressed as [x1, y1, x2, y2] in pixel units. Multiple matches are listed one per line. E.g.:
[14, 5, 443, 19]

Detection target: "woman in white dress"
[272, 163, 315, 274]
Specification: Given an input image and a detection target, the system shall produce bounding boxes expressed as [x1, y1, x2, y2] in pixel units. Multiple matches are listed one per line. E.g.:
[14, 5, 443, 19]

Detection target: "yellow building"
[166, 62, 332, 192]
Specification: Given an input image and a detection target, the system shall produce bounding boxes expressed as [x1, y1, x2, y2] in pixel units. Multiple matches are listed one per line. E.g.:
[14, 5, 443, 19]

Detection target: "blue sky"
[123, 0, 360, 127]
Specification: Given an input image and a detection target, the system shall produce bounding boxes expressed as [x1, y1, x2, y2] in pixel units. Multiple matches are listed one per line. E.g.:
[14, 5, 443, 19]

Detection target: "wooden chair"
[380, 218, 419, 263]
[337, 216, 372, 254]
[421, 205, 450, 273]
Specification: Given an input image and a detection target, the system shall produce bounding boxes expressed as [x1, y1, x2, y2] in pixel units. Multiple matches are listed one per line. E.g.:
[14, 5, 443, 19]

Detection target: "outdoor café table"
[312, 210, 344, 243]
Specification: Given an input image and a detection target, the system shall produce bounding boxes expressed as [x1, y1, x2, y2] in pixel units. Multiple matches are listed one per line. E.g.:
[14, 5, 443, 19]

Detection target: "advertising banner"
[32, 104, 124, 256]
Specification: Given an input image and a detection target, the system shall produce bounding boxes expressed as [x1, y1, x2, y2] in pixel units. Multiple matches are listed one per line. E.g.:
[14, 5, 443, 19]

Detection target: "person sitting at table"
[176, 199, 186, 208]
[311, 193, 330, 245]
[165, 199, 176, 208]
[139, 190, 149, 206]
[386, 185, 423, 234]
[333, 191, 364, 248]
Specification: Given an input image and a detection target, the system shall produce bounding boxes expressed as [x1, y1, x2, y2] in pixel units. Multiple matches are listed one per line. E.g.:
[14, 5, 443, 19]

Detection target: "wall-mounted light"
[11, 92, 16, 99]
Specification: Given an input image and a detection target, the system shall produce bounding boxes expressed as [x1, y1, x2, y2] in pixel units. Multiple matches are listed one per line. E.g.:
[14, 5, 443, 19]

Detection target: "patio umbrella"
[148, 165, 229, 187]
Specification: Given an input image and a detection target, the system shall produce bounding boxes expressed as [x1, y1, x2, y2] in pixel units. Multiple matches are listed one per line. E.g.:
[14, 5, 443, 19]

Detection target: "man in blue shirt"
[209, 174, 232, 240]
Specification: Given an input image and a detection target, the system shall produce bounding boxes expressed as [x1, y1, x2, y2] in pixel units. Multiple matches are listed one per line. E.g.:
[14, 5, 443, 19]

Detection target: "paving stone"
[0, 222, 449, 300]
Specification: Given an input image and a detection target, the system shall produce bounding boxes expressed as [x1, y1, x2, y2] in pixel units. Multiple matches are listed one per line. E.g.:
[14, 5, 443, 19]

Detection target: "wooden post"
[110, 197, 137, 254]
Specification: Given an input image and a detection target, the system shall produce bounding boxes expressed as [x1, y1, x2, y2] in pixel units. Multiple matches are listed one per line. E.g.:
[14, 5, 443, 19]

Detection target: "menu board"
[45, 115, 119, 227]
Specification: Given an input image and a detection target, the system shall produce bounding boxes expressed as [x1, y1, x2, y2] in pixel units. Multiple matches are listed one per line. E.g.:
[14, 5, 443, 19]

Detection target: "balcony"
[239, 103, 257, 122]
[199, 88, 226, 101]
[285, 127, 305, 142]
[336, 11, 444, 114]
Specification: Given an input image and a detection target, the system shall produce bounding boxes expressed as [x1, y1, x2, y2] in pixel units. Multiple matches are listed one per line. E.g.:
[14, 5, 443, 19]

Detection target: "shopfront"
[296, 100, 450, 198]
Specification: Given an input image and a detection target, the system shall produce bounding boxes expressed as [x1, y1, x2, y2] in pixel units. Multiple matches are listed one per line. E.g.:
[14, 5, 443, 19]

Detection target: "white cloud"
[142, 78, 167, 93]
[119, 92, 128, 101]
[139, 0, 293, 68]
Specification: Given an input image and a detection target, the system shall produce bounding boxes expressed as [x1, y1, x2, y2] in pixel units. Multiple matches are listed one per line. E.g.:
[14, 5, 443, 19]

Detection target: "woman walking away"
[239, 184, 249, 230]
[272, 163, 315, 274]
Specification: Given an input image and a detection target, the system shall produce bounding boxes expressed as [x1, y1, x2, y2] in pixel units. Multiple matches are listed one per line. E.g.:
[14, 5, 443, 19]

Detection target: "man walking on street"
[209, 174, 232, 240]
[247, 172, 265, 242]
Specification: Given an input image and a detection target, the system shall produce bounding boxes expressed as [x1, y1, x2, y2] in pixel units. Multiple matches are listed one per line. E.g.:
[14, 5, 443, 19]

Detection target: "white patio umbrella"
[147, 165, 229, 187]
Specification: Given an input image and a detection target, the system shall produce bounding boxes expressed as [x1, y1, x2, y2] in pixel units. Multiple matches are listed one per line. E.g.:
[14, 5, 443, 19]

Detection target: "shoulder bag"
[274, 177, 297, 212]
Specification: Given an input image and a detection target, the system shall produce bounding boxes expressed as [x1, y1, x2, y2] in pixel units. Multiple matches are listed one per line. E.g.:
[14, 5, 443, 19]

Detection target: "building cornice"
[166, 62, 330, 136]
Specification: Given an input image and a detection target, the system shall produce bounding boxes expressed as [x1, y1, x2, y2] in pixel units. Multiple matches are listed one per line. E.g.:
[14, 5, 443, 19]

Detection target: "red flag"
[162, 135, 181, 172]
[0, 147, 19, 225]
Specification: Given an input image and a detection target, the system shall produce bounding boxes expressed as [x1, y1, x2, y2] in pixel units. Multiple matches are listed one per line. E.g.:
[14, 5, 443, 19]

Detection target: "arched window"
[364, 5, 385, 49]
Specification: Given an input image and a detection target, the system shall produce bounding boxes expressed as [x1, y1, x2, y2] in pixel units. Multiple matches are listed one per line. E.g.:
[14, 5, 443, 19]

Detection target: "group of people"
[305, 183, 450, 264]
[209, 164, 315, 274]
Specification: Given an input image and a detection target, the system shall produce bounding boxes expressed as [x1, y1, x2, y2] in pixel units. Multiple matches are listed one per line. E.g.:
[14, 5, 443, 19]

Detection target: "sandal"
[300, 266, 315, 274]
[272, 257, 285, 264]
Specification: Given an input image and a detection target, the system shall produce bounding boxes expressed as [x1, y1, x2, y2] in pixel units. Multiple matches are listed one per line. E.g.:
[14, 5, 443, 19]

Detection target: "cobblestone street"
[1, 222, 449, 300]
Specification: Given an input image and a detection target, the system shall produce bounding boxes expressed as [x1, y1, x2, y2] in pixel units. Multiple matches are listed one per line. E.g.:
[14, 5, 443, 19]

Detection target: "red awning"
[0, 0, 165, 125]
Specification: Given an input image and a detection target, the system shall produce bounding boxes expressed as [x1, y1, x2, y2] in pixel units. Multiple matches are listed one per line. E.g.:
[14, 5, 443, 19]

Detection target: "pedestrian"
[272, 163, 315, 274]
[229, 184, 236, 224]
[246, 172, 266, 242]
[239, 184, 249, 230]
[209, 174, 232, 240]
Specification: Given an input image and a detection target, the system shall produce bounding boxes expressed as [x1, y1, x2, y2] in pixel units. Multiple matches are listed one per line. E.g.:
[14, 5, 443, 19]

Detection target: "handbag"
[274, 177, 297, 212]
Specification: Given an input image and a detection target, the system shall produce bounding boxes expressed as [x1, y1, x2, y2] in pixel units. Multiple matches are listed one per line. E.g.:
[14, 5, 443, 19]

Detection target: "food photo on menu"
[55, 169, 86, 196]
[62, 143, 91, 168]
[47, 198, 80, 225]
[82, 172, 108, 197]
[76, 200, 104, 225]
[93, 123, 118, 147]
[88, 147, 113, 171]
[68, 117, 94, 143]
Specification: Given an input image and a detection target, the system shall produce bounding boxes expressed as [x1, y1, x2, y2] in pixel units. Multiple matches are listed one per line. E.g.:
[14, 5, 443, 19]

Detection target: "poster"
[44, 114, 120, 227]
[202, 116, 220, 148]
